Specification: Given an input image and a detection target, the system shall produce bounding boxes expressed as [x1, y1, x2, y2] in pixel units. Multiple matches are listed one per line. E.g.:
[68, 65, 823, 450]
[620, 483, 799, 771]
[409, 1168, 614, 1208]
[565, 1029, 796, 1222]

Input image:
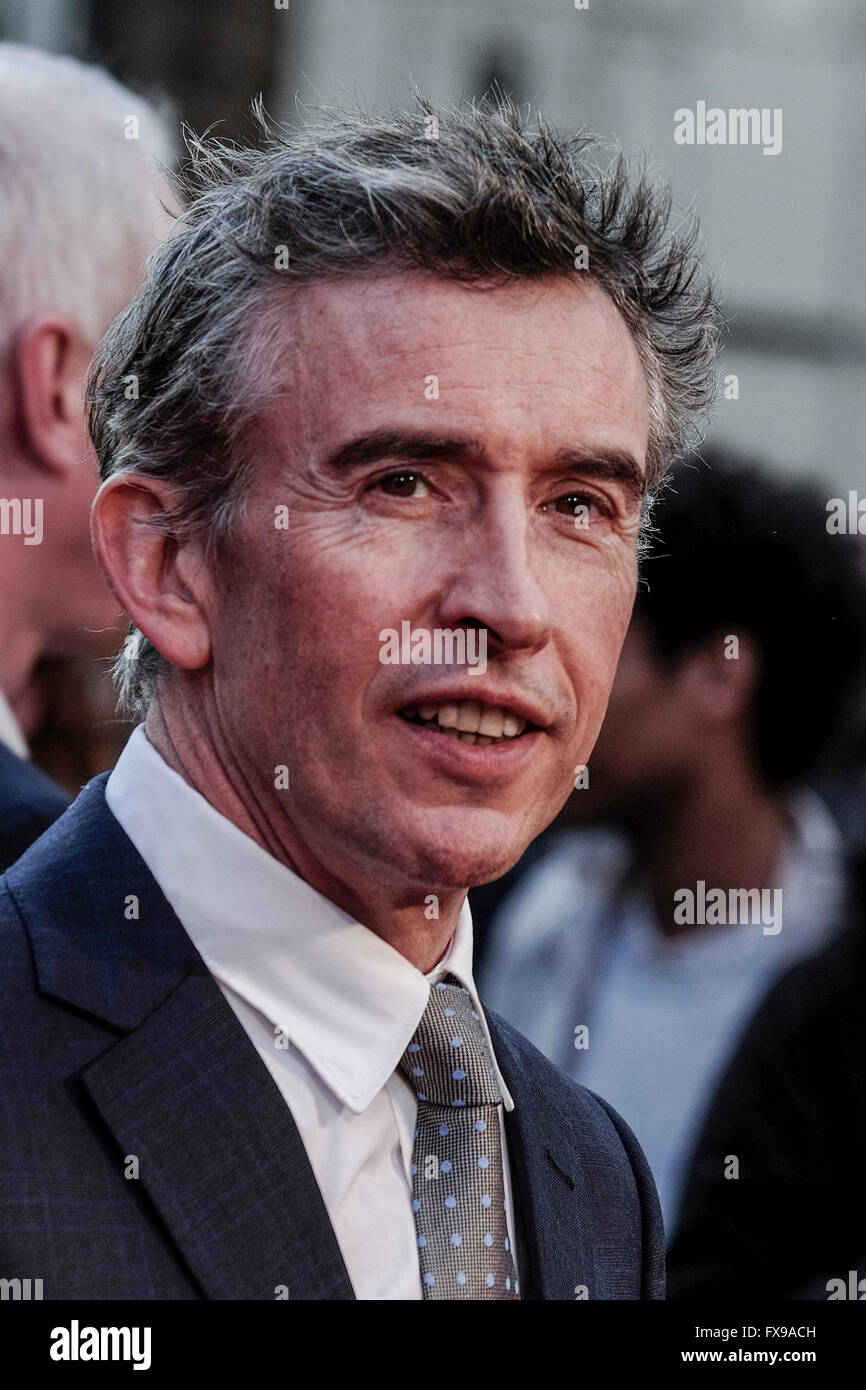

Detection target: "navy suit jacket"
[0, 777, 665, 1300]
[0, 742, 70, 874]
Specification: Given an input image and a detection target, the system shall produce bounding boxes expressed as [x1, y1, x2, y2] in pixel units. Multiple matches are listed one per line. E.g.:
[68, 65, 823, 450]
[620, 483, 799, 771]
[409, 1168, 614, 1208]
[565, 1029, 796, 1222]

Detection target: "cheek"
[554, 565, 638, 750]
[219, 547, 388, 724]
[560, 560, 637, 671]
[599, 561, 639, 663]
[285, 531, 423, 663]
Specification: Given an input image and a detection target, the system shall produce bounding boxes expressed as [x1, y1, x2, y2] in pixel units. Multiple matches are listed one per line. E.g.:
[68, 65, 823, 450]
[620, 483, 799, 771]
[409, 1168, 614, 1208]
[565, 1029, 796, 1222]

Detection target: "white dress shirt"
[106, 725, 517, 1300]
[0, 687, 28, 758]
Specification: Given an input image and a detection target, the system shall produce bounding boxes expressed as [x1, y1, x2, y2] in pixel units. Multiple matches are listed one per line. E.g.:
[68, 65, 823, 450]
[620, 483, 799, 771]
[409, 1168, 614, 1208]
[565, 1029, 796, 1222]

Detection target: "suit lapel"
[6, 778, 354, 1301]
[82, 970, 354, 1300]
[488, 1014, 596, 1301]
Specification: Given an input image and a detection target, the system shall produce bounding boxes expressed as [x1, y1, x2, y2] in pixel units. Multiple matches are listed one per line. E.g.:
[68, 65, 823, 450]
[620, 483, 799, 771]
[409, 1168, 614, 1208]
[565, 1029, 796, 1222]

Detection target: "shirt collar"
[106, 726, 513, 1115]
[0, 687, 28, 759]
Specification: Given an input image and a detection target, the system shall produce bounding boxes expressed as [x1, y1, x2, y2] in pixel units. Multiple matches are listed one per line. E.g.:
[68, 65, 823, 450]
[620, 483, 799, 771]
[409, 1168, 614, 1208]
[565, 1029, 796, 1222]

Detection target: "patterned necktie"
[399, 975, 520, 1300]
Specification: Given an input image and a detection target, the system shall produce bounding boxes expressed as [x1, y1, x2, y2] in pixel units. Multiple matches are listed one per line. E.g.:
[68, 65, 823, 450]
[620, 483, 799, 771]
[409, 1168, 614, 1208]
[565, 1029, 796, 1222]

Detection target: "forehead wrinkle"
[256, 274, 649, 481]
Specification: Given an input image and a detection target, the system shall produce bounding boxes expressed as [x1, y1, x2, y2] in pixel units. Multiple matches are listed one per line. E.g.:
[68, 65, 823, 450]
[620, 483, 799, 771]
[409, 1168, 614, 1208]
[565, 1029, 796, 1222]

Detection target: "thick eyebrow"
[323, 429, 486, 473]
[322, 428, 646, 500]
[547, 447, 647, 503]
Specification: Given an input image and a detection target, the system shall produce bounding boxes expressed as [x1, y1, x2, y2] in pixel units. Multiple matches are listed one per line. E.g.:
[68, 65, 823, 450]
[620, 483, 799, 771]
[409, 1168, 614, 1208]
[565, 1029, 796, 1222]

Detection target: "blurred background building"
[3, 0, 863, 489]
[1, 0, 863, 791]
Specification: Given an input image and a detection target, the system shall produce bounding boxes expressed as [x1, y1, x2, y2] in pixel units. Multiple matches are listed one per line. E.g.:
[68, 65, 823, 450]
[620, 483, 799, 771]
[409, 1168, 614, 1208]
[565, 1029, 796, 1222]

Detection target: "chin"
[407, 828, 531, 893]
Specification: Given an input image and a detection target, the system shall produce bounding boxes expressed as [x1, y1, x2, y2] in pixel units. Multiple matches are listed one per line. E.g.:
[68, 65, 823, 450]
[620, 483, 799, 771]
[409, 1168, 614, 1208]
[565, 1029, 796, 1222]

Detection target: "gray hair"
[0, 44, 175, 361]
[88, 94, 723, 717]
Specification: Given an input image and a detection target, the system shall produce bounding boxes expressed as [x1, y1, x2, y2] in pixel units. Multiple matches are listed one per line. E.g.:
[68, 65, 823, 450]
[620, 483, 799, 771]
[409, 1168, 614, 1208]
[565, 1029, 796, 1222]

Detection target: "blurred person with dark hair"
[0, 45, 174, 870]
[813, 535, 866, 855]
[668, 851, 866, 1299]
[479, 453, 866, 1233]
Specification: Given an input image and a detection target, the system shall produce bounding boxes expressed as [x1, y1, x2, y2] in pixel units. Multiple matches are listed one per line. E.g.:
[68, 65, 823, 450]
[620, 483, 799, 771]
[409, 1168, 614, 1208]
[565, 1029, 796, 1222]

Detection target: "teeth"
[406, 700, 528, 740]
[437, 703, 460, 729]
[437, 728, 479, 745]
[478, 707, 505, 738]
[456, 701, 481, 733]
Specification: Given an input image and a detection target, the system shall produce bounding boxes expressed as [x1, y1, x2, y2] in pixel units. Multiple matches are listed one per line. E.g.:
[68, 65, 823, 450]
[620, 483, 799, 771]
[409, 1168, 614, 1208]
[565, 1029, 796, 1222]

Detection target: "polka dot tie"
[399, 975, 520, 1300]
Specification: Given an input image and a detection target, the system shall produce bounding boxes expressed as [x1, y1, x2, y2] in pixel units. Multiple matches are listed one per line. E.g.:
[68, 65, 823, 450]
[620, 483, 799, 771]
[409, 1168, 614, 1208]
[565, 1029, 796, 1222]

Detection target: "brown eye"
[556, 493, 592, 516]
[548, 492, 611, 521]
[378, 471, 425, 498]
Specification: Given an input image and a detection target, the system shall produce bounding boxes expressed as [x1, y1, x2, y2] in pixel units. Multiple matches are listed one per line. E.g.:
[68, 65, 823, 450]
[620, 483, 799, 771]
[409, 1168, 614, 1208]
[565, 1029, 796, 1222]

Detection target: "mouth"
[397, 699, 542, 747]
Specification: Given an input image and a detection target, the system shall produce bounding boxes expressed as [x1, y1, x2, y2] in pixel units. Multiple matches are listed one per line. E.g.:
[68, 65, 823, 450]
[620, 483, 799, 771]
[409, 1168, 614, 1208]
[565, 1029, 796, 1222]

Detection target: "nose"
[435, 488, 552, 657]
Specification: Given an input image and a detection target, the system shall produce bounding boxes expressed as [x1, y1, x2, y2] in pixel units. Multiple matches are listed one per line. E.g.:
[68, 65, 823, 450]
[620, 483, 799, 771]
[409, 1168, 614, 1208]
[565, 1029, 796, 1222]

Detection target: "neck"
[144, 692, 465, 973]
[629, 762, 787, 938]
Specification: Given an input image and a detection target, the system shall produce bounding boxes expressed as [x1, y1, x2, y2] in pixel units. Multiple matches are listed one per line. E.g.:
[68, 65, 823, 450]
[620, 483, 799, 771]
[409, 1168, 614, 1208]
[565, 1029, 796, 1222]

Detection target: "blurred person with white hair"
[0, 44, 175, 869]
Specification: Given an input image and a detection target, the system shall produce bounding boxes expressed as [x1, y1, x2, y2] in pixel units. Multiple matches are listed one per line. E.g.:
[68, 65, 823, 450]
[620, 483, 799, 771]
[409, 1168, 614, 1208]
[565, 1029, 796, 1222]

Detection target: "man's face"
[210, 272, 649, 898]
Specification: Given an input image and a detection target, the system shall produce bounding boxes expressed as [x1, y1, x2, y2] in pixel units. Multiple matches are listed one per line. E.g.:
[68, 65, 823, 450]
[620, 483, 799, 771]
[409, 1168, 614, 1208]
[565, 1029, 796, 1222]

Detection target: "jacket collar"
[488, 1012, 597, 1301]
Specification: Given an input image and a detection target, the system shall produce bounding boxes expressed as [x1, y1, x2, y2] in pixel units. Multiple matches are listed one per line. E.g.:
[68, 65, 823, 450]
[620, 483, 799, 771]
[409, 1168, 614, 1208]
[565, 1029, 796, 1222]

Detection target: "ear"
[678, 628, 761, 725]
[90, 472, 213, 673]
[13, 316, 95, 473]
